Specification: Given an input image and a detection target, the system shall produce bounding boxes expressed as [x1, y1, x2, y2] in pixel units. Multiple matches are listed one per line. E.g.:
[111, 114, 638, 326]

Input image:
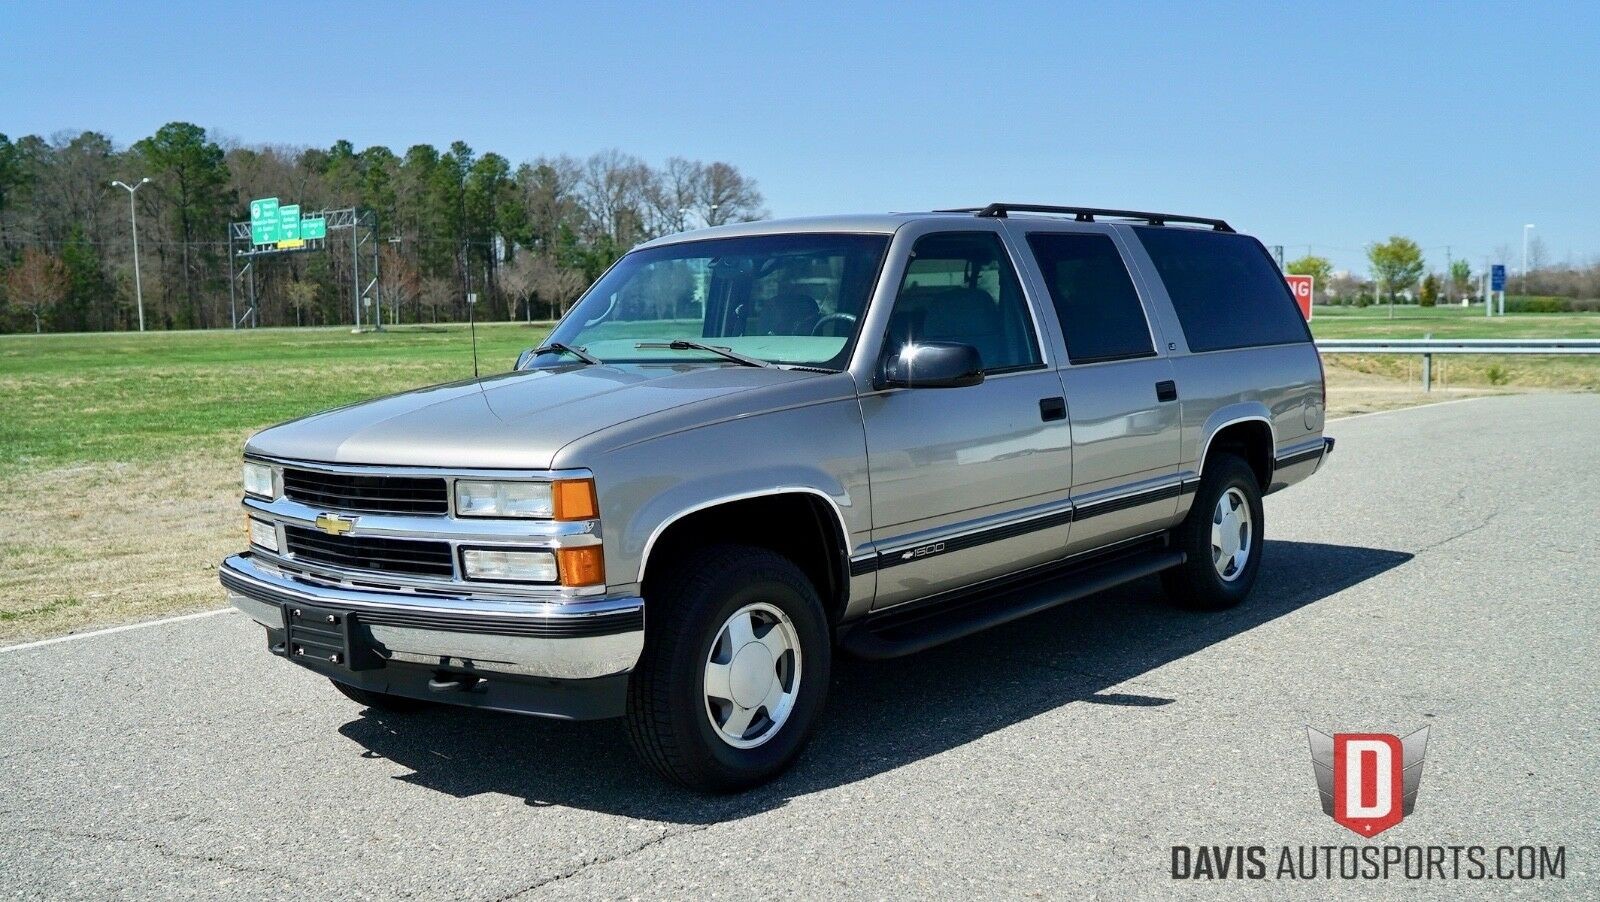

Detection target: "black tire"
[626, 544, 831, 792]
[330, 679, 429, 713]
[1162, 453, 1265, 610]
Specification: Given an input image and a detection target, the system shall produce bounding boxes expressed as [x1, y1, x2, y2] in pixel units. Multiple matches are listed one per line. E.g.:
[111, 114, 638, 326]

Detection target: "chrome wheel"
[1211, 487, 1253, 582]
[703, 602, 802, 749]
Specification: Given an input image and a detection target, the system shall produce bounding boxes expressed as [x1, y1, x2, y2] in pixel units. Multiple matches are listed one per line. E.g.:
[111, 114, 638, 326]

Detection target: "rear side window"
[1027, 233, 1154, 364]
[1133, 227, 1311, 353]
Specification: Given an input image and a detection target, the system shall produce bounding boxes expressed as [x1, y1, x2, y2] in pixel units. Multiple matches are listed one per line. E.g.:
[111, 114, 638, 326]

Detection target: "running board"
[839, 547, 1185, 660]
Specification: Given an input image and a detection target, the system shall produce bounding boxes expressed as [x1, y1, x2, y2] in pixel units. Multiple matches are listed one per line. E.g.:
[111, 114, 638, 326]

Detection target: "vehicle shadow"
[337, 539, 1410, 823]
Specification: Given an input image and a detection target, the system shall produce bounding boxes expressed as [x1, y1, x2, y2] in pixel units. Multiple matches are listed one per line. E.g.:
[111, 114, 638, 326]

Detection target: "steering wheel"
[811, 312, 858, 336]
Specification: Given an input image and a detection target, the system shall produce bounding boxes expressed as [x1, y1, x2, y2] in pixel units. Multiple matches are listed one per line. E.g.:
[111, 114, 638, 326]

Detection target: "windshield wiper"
[533, 341, 603, 365]
[636, 339, 774, 369]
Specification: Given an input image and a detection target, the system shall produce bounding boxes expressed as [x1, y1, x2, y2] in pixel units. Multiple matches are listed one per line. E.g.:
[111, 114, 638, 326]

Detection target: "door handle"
[1155, 380, 1178, 402]
[1039, 397, 1066, 422]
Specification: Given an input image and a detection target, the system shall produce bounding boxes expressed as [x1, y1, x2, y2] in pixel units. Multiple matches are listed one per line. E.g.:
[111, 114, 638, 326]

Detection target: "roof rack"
[937, 203, 1233, 233]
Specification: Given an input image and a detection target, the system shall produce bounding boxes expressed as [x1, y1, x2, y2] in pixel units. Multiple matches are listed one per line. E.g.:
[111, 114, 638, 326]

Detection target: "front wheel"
[1162, 453, 1265, 609]
[626, 545, 831, 792]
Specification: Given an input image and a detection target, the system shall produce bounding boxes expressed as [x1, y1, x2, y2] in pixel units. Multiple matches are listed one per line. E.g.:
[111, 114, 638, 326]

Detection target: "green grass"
[0, 323, 552, 475]
[1310, 305, 1600, 339]
[1309, 307, 1600, 392]
[3, 310, 1598, 476]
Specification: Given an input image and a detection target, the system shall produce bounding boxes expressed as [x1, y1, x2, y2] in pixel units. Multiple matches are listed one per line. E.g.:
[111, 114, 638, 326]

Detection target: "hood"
[246, 363, 820, 470]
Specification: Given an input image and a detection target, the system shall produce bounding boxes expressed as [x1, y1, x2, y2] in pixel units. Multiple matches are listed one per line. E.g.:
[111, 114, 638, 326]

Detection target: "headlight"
[460, 548, 558, 583]
[247, 518, 279, 553]
[454, 480, 553, 518]
[243, 461, 275, 499]
[453, 478, 598, 520]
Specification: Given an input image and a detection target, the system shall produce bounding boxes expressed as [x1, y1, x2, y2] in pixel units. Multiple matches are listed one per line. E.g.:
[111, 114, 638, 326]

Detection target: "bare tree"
[283, 281, 317, 327]
[694, 161, 766, 226]
[529, 253, 589, 316]
[646, 157, 701, 236]
[419, 276, 455, 323]
[579, 150, 652, 245]
[500, 249, 538, 320]
[377, 245, 420, 325]
[3, 247, 70, 332]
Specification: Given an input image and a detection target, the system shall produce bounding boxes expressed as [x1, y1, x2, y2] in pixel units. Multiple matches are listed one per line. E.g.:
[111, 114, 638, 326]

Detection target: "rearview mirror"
[879, 341, 984, 389]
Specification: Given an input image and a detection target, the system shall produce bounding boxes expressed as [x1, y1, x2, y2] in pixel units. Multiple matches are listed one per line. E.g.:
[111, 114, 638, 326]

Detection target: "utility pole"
[1521, 224, 1535, 299]
[1443, 245, 1452, 302]
[111, 178, 151, 331]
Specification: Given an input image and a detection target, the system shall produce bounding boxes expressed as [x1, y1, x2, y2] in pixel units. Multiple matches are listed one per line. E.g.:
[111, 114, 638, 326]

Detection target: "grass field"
[1309, 306, 1600, 394]
[1, 311, 1595, 642]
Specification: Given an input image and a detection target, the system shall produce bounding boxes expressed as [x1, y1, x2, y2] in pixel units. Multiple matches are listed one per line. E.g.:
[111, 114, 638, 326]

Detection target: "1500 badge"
[901, 542, 946, 561]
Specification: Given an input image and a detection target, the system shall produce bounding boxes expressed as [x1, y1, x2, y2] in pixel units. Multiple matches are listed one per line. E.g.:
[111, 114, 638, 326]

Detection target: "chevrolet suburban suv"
[223, 203, 1332, 791]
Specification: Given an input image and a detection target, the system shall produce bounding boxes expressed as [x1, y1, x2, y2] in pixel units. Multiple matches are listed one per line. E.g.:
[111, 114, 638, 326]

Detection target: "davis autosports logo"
[1307, 727, 1429, 837]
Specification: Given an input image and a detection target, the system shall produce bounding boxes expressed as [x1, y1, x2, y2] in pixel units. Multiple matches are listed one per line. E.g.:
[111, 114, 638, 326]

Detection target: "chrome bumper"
[220, 553, 643, 681]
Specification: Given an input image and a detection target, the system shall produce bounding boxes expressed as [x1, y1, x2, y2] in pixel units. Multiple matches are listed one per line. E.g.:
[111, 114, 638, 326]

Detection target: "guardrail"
[1315, 338, 1600, 391]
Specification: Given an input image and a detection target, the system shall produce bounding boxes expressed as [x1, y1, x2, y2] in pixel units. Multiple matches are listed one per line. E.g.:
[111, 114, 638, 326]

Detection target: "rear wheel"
[1162, 453, 1264, 609]
[329, 680, 428, 713]
[626, 545, 830, 792]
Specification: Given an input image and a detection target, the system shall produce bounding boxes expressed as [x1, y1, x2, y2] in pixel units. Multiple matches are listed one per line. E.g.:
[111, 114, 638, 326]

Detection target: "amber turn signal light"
[558, 546, 606, 587]
[551, 478, 599, 521]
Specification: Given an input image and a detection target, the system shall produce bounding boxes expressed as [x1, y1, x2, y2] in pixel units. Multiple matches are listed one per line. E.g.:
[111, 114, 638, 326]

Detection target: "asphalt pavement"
[3, 393, 1597, 900]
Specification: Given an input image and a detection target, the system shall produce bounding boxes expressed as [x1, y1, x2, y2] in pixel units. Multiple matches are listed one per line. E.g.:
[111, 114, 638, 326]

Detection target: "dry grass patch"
[0, 443, 245, 643]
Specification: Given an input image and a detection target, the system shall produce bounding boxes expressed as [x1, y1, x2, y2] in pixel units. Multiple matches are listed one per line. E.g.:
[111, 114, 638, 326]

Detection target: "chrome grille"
[282, 468, 449, 515]
[283, 525, 455, 578]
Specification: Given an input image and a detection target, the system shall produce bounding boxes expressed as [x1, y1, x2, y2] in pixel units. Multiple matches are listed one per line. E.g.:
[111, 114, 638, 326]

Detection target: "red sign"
[1332, 733, 1405, 837]
[1286, 274, 1314, 321]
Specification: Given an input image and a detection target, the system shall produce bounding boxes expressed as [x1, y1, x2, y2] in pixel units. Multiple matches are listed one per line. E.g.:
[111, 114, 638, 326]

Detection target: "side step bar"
[839, 547, 1185, 660]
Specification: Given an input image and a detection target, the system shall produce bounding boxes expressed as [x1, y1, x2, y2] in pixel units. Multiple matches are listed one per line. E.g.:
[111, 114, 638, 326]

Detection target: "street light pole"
[111, 178, 151, 331]
[1521, 223, 1535, 299]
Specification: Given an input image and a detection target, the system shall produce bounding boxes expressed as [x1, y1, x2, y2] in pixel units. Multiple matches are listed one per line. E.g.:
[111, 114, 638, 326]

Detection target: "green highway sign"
[249, 197, 280, 244]
[277, 204, 301, 243]
[249, 197, 331, 248]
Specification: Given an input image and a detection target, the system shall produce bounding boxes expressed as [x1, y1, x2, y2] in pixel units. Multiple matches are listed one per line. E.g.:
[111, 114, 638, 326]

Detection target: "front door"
[860, 230, 1074, 609]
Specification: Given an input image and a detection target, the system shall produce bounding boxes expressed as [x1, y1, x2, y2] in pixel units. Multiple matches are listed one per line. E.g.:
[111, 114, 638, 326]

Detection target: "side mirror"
[514, 348, 538, 371]
[879, 341, 984, 389]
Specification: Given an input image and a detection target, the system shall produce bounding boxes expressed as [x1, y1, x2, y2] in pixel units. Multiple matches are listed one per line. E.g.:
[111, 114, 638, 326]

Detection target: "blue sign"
[1491, 264, 1506, 292]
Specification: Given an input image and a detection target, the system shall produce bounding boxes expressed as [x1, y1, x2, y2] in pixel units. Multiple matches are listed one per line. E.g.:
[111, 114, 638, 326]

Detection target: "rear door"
[1010, 224, 1183, 553]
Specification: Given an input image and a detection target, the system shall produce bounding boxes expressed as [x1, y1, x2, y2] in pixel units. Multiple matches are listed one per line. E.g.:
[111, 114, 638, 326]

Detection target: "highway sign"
[301, 217, 327, 240]
[1491, 264, 1507, 292]
[1285, 274, 1314, 321]
[277, 204, 301, 244]
[249, 197, 280, 245]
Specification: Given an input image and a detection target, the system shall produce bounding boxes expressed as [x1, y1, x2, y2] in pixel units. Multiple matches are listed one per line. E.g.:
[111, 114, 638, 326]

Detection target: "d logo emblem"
[1308, 727, 1429, 838]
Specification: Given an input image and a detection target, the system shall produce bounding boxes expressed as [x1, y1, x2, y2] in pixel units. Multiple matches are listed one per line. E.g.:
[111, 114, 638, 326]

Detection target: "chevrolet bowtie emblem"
[314, 513, 358, 536]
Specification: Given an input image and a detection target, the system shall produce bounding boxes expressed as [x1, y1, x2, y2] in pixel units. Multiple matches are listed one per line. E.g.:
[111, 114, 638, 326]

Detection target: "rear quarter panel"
[1112, 224, 1326, 505]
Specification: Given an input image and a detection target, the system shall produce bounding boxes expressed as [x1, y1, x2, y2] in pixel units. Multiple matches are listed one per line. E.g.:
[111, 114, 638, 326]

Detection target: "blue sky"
[4, 1, 1595, 274]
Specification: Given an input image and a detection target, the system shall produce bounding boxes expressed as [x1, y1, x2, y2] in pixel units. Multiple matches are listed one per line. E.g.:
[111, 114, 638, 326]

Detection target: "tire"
[330, 679, 429, 713]
[626, 544, 831, 792]
[1162, 453, 1265, 610]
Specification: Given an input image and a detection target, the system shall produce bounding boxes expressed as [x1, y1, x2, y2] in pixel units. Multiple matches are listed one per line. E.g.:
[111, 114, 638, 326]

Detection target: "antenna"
[467, 291, 480, 379]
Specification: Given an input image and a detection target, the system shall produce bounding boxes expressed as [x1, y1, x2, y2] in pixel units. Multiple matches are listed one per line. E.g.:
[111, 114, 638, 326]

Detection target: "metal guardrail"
[1315, 338, 1600, 391]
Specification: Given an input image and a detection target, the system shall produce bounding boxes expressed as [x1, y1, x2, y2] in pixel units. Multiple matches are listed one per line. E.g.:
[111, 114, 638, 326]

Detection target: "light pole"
[1521, 223, 1535, 297]
[111, 178, 151, 331]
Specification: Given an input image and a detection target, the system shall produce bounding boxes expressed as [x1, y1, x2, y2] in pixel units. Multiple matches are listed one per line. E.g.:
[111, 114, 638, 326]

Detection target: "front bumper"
[221, 553, 644, 719]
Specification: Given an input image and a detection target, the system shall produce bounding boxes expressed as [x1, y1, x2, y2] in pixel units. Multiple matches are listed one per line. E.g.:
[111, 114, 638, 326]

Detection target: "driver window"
[884, 231, 1042, 373]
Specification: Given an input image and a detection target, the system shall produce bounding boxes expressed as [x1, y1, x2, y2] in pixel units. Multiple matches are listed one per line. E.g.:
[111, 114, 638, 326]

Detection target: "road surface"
[3, 394, 1597, 899]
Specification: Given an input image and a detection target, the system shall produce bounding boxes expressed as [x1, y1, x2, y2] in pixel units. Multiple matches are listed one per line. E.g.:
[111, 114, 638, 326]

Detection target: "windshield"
[537, 233, 891, 369]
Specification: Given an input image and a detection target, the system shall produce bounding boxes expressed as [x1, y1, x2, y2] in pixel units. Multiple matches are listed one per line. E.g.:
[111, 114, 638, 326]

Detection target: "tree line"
[0, 124, 766, 333]
[1288, 235, 1600, 312]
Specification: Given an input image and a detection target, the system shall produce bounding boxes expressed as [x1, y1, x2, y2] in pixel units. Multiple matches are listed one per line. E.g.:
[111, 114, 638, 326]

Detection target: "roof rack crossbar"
[937, 203, 1233, 232]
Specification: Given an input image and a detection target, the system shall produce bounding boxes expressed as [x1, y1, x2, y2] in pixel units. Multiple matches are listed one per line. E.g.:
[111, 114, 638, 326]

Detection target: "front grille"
[283, 525, 455, 578]
[282, 468, 449, 515]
